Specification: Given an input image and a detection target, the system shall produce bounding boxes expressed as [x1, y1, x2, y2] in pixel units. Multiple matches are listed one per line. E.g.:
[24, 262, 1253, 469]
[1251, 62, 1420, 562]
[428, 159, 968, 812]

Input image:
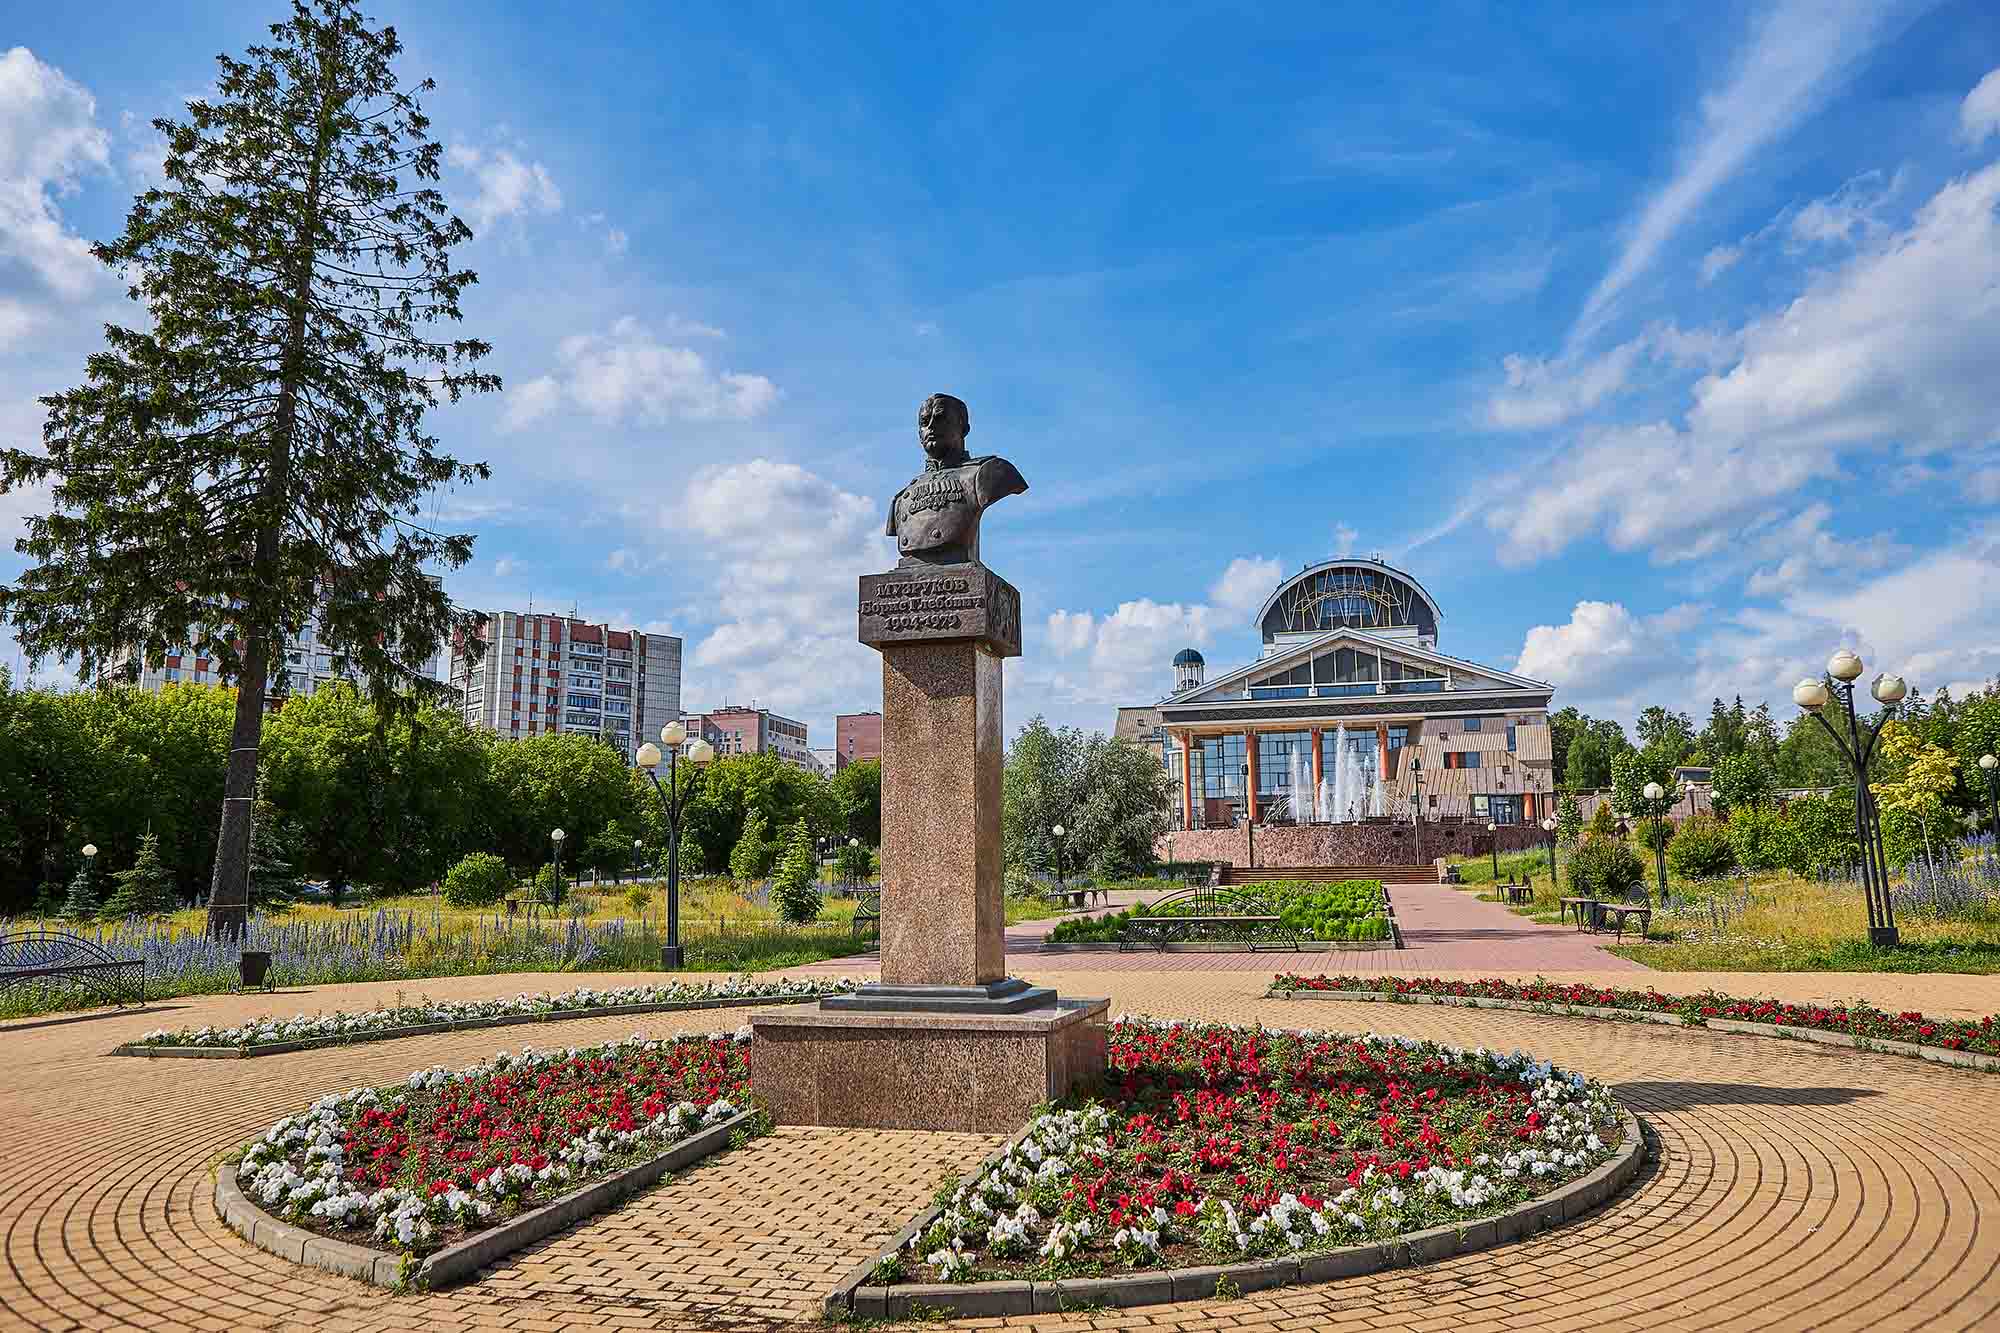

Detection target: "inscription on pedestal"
[859, 562, 1021, 658]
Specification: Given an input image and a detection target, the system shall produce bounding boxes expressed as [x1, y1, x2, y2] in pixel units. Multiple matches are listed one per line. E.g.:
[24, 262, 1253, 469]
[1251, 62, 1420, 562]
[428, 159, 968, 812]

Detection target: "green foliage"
[1587, 802, 1619, 840]
[103, 832, 178, 918]
[1726, 805, 1788, 871]
[1777, 710, 1849, 789]
[1636, 816, 1675, 853]
[770, 819, 822, 926]
[1872, 722, 1959, 868]
[1556, 790, 1583, 849]
[1552, 708, 1633, 790]
[247, 803, 306, 911]
[1711, 749, 1775, 815]
[1635, 706, 1696, 763]
[532, 861, 565, 907]
[829, 759, 882, 847]
[0, 2, 495, 928]
[482, 732, 644, 874]
[729, 810, 775, 881]
[441, 852, 513, 908]
[1566, 836, 1646, 900]
[677, 832, 706, 878]
[60, 864, 101, 921]
[1003, 716, 1170, 879]
[1048, 879, 1388, 944]
[625, 884, 651, 913]
[1611, 748, 1677, 818]
[1775, 791, 1860, 878]
[833, 839, 875, 884]
[1666, 815, 1737, 879]
[680, 752, 828, 874]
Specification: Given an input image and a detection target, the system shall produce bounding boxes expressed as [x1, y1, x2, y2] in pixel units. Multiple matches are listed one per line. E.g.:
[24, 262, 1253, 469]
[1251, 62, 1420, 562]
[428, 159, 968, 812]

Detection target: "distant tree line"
[0, 673, 881, 916]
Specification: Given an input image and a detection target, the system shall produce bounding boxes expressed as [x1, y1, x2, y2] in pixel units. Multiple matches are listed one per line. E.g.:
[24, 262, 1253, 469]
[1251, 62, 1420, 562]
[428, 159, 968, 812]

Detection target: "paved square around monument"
[6, 896, 2000, 1333]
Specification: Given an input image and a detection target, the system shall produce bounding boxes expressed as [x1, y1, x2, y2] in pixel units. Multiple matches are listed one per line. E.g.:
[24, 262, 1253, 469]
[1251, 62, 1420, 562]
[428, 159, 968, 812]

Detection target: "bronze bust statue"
[885, 393, 1027, 566]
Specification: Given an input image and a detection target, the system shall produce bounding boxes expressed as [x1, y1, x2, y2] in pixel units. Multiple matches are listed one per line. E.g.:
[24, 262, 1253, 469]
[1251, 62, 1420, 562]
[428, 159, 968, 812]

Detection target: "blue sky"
[4, 1, 2000, 748]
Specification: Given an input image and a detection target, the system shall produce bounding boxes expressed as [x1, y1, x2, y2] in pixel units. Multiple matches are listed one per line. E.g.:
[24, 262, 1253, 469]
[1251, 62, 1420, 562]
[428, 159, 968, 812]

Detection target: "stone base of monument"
[819, 976, 1055, 1015]
[749, 995, 1110, 1133]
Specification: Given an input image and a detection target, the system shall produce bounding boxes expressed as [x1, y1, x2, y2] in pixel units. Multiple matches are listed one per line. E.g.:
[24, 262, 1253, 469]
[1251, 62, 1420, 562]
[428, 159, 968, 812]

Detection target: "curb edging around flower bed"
[215, 1108, 756, 1290]
[1036, 939, 1398, 954]
[1267, 989, 2000, 1074]
[825, 1106, 1643, 1320]
[115, 993, 829, 1059]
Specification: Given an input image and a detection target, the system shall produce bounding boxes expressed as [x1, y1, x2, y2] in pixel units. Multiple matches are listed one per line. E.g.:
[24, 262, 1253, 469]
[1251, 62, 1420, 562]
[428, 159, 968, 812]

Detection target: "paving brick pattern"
[5, 966, 2000, 1332]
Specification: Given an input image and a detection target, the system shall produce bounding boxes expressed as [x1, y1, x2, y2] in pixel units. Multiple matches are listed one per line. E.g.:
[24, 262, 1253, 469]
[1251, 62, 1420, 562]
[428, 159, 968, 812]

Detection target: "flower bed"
[131, 975, 856, 1051]
[1047, 880, 1389, 946]
[233, 1032, 754, 1261]
[1271, 974, 2000, 1058]
[885, 1018, 1624, 1285]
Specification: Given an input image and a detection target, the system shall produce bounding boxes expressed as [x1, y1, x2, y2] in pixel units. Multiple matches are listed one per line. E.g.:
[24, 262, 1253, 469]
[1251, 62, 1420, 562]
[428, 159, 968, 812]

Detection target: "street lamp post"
[632, 837, 642, 885]
[1410, 755, 1425, 866]
[1642, 781, 1667, 904]
[847, 836, 862, 892]
[1980, 753, 1998, 852]
[1486, 821, 1500, 881]
[637, 721, 717, 969]
[1793, 650, 1907, 947]
[1050, 824, 1066, 888]
[549, 828, 566, 906]
[1683, 780, 1698, 821]
[1540, 816, 1558, 884]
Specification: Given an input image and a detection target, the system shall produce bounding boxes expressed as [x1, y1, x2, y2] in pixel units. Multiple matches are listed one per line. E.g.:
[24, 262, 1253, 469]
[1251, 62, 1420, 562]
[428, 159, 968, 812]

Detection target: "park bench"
[1560, 896, 1600, 931]
[852, 889, 881, 940]
[1595, 899, 1653, 941]
[1046, 885, 1110, 912]
[1498, 878, 1535, 905]
[0, 929, 145, 1008]
[1118, 885, 1303, 952]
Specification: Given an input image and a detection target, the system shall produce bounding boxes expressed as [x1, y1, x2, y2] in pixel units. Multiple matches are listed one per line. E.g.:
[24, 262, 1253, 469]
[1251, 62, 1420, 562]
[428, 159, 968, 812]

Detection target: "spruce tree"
[0, 2, 494, 938]
[729, 811, 771, 882]
[770, 820, 822, 926]
[248, 803, 305, 911]
[105, 833, 178, 918]
[61, 865, 101, 922]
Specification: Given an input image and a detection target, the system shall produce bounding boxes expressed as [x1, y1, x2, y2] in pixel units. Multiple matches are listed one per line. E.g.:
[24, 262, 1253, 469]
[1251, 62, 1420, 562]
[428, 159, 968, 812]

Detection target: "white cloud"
[1208, 556, 1281, 615]
[1741, 504, 1904, 598]
[605, 548, 637, 572]
[673, 460, 883, 720]
[1785, 170, 1896, 249]
[1698, 243, 1743, 284]
[1966, 465, 2000, 504]
[500, 317, 777, 430]
[447, 141, 561, 232]
[1515, 600, 1693, 692]
[1571, 0, 1896, 340]
[0, 47, 110, 298]
[1491, 153, 2000, 563]
[1488, 323, 1736, 431]
[1959, 67, 2000, 146]
[493, 557, 519, 578]
[1332, 523, 1359, 558]
[605, 228, 628, 256]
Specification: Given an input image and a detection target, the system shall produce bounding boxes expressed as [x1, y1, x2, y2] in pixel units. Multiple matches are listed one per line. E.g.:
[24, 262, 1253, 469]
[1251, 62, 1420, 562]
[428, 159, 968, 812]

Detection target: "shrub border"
[114, 993, 826, 1059]
[1037, 939, 1398, 954]
[1267, 988, 2000, 1074]
[215, 1108, 755, 1289]
[823, 1107, 1643, 1319]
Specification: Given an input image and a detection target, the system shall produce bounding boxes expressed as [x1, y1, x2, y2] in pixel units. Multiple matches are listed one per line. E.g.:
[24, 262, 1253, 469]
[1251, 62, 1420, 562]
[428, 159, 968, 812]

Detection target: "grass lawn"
[1441, 849, 2000, 974]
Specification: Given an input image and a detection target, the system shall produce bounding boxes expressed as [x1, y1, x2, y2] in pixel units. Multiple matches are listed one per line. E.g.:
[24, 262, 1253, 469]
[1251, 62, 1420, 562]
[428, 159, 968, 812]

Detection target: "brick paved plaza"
[7, 900, 2000, 1333]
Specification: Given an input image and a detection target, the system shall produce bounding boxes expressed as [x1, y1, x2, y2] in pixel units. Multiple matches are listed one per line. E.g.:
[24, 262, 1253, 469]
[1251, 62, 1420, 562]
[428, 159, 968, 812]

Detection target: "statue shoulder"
[968, 454, 1028, 502]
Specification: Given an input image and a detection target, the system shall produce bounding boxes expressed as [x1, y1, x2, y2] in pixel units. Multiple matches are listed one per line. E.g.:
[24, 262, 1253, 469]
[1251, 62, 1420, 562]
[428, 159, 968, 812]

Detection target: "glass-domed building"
[1130, 557, 1555, 832]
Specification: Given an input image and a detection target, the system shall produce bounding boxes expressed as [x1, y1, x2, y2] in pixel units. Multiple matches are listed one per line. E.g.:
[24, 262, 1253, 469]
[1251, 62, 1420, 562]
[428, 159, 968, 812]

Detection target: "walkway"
[6, 966, 2000, 1331]
[803, 878, 1647, 975]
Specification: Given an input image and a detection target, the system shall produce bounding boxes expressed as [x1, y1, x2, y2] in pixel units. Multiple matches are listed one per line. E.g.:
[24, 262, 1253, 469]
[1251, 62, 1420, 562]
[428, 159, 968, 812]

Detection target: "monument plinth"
[752, 393, 1108, 1130]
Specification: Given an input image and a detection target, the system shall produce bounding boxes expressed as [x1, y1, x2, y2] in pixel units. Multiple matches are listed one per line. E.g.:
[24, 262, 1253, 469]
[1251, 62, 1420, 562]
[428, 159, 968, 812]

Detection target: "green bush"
[442, 852, 513, 908]
[1726, 805, 1787, 871]
[730, 811, 776, 881]
[770, 819, 822, 925]
[1587, 803, 1618, 840]
[1666, 815, 1736, 880]
[1777, 791, 1860, 878]
[1636, 817, 1675, 854]
[625, 883, 651, 913]
[1566, 836, 1645, 900]
[1047, 879, 1388, 944]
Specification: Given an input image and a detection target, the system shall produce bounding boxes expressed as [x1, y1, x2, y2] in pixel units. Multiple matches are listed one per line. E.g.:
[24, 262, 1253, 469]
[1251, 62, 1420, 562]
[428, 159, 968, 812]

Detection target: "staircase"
[1220, 864, 1433, 884]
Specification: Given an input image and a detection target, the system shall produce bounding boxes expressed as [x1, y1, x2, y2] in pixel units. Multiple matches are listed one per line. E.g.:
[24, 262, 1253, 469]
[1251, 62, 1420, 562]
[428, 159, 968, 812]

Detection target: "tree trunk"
[206, 631, 269, 938]
[202, 27, 340, 938]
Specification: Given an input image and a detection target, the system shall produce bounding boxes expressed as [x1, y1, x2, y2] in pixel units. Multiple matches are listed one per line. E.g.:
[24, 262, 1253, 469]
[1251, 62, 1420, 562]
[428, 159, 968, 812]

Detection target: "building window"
[1444, 751, 1481, 770]
[1463, 717, 1482, 731]
[1506, 723, 1517, 752]
[1387, 727, 1408, 751]
[1489, 795, 1522, 825]
[1255, 731, 1312, 803]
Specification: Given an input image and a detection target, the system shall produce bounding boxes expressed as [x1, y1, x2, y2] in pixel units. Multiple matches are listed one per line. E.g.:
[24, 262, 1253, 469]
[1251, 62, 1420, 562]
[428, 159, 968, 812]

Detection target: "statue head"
[918, 393, 971, 468]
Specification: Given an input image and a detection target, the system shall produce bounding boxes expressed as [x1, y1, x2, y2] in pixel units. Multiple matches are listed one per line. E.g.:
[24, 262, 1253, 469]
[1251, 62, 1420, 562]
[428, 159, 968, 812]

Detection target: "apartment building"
[447, 610, 682, 763]
[682, 704, 814, 770]
[834, 711, 882, 770]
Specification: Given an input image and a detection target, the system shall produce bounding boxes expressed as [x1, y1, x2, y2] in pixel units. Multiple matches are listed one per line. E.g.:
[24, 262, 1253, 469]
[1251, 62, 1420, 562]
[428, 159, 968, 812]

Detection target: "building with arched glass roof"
[1121, 557, 1556, 832]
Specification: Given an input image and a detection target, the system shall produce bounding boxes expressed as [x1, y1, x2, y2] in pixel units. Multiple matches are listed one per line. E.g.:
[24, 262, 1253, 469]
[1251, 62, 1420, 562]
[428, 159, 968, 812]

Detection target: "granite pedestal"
[750, 997, 1110, 1133]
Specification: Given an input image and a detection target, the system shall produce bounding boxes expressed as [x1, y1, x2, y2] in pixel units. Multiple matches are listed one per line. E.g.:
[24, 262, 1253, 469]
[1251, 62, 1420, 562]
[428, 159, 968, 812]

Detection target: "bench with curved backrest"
[852, 888, 881, 940]
[1120, 884, 1303, 952]
[0, 929, 146, 1008]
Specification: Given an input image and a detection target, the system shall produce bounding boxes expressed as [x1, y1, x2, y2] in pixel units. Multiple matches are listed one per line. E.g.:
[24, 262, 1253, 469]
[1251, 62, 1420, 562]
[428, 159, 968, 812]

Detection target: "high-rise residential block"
[447, 610, 682, 764]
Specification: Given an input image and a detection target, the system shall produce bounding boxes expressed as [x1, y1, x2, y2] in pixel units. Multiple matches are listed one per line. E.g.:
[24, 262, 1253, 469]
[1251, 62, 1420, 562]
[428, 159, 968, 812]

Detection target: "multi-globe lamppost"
[1793, 649, 1908, 948]
[1641, 781, 1669, 903]
[636, 721, 716, 969]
